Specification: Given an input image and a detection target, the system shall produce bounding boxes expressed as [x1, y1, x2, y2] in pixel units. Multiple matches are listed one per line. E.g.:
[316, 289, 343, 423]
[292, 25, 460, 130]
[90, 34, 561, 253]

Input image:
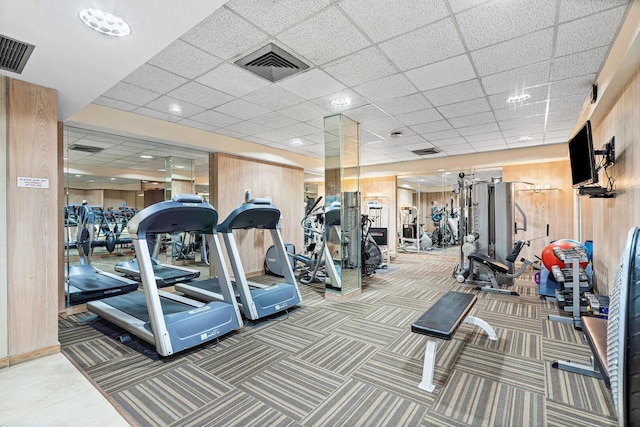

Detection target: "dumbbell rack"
[547, 247, 589, 329]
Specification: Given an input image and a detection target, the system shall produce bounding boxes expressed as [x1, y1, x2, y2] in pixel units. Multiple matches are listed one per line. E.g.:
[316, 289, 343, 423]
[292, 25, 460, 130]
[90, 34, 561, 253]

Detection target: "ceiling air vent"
[0, 34, 35, 74]
[69, 144, 104, 154]
[412, 148, 441, 156]
[235, 43, 308, 82]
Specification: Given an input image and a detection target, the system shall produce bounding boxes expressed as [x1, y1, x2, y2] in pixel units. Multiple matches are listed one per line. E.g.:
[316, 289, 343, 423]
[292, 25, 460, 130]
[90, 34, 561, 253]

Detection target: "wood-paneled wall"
[503, 161, 575, 262]
[5, 78, 59, 361]
[587, 65, 640, 294]
[0, 77, 8, 364]
[211, 153, 304, 274]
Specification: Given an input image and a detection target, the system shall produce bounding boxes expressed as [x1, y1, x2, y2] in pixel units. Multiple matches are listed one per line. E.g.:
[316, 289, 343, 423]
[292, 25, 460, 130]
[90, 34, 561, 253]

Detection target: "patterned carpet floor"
[59, 251, 617, 426]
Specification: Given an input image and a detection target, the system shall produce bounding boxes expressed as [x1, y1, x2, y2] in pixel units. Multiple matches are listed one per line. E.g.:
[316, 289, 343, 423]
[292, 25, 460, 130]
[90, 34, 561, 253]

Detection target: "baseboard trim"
[7, 344, 61, 366]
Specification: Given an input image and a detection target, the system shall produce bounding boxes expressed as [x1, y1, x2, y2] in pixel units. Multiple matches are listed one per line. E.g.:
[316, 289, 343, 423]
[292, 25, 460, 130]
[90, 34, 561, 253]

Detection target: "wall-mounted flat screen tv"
[568, 120, 598, 188]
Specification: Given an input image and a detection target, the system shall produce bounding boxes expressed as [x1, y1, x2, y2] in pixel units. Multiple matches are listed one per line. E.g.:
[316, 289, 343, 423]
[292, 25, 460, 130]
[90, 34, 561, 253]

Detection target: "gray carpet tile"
[58, 252, 618, 426]
[302, 378, 429, 426]
[238, 356, 345, 421]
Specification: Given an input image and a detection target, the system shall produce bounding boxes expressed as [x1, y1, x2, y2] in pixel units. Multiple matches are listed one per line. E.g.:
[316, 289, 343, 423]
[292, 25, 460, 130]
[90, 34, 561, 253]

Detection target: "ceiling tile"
[144, 96, 206, 118]
[278, 7, 370, 65]
[311, 89, 370, 112]
[323, 46, 397, 87]
[437, 97, 491, 119]
[448, 111, 495, 128]
[544, 129, 573, 141]
[226, 0, 333, 34]
[340, 0, 449, 43]
[472, 29, 553, 76]
[214, 99, 271, 120]
[361, 117, 414, 136]
[180, 7, 268, 60]
[423, 79, 485, 106]
[213, 128, 247, 139]
[464, 130, 504, 143]
[253, 129, 293, 144]
[190, 110, 243, 128]
[487, 85, 550, 110]
[548, 94, 586, 113]
[396, 109, 444, 126]
[168, 82, 235, 109]
[546, 120, 576, 132]
[405, 55, 477, 91]
[434, 138, 468, 147]
[379, 18, 465, 71]
[481, 61, 550, 95]
[305, 117, 325, 130]
[555, 6, 627, 56]
[353, 74, 418, 102]
[122, 64, 188, 94]
[92, 97, 137, 112]
[448, 0, 492, 13]
[277, 68, 346, 99]
[410, 120, 453, 134]
[242, 86, 305, 111]
[148, 39, 223, 79]
[249, 112, 299, 129]
[376, 93, 433, 116]
[472, 141, 508, 151]
[279, 101, 331, 122]
[100, 82, 159, 106]
[424, 130, 461, 141]
[456, 0, 556, 50]
[457, 122, 499, 137]
[197, 63, 271, 97]
[391, 134, 429, 146]
[501, 125, 545, 138]
[550, 47, 609, 81]
[493, 102, 547, 122]
[558, 0, 629, 23]
[223, 121, 271, 136]
[547, 109, 580, 124]
[549, 74, 595, 98]
[341, 104, 389, 124]
[279, 122, 319, 137]
[443, 143, 475, 153]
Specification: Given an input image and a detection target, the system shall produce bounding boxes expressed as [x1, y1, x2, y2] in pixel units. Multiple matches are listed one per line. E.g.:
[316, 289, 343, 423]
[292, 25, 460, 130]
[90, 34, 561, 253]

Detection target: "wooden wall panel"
[7, 78, 59, 357]
[211, 153, 304, 274]
[503, 161, 574, 262]
[0, 77, 7, 362]
[588, 65, 640, 294]
[103, 190, 138, 210]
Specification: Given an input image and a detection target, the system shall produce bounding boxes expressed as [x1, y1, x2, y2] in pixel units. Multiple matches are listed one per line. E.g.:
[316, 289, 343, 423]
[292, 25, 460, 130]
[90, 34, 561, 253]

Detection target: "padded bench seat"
[411, 290, 498, 392]
[468, 252, 509, 274]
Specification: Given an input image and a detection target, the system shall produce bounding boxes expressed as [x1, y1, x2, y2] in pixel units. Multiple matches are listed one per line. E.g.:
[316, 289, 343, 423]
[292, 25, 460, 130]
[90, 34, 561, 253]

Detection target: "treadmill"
[66, 204, 138, 305]
[176, 199, 302, 320]
[114, 231, 201, 286]
[88, 195, 243, 357]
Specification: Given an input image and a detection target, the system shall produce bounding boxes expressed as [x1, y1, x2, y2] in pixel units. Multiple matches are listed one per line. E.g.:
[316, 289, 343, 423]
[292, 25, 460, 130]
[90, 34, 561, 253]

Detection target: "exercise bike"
[361, 214, 383, 276]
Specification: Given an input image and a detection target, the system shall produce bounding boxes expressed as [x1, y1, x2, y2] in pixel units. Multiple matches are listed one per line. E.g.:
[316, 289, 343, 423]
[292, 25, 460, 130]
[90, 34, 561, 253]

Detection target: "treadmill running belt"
[102, 292, 194, 322]
[70, 272, 129, 291]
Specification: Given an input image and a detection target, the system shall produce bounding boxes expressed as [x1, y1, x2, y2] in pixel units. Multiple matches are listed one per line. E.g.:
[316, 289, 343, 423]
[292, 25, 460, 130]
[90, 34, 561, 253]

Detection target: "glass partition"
[324, 114, 361, 299]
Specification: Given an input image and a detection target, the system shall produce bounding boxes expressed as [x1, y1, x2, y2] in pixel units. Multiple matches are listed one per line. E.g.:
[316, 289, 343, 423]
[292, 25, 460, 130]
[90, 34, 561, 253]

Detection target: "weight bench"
[552, 316, 609, 387]
[411, 291, 498, 392]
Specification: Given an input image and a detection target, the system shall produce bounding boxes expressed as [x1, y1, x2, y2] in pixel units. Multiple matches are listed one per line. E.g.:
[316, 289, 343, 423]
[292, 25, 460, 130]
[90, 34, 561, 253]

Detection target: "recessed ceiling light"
[168, 104, 182, 114]
[389, 131, 403, 138]
[110, 177, 116, 181]
[158, 169, 165, 172]
[290, 139, 303, 146]
[88, 180, 94, 183]
[174, 165, 185, 169]
[506, 94, 531, 103]
[75, 174, 82, 177]
[152, 182, 159, 185]
[78, 9, 131, 37]
[140, 155, 153, 159]
[516, 136, 532, 142]
[331, 98, 350, 107]
[437, 169, 445, 172]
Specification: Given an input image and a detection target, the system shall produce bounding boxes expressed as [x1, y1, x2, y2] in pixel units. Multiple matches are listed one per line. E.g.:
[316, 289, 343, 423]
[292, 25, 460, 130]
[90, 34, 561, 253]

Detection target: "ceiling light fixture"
[506, 94, 531, 103]
[140, 155, 153, 159]
[437, 168, 445, 172]
[174, 165, 185, 169]
[331, 98, 350, 107]
[516, 136, 532, 142]
[389, 131, 403, 139]
[168, 104, 182, 114]
[290, 139, 303, 146]
[78, 9, 131, 37]
[110, 177, 116, 180]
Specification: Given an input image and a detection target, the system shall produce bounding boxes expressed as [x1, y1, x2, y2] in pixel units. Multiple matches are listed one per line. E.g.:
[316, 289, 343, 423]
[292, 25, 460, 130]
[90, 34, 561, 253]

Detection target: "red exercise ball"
[541, 239, 589, 270]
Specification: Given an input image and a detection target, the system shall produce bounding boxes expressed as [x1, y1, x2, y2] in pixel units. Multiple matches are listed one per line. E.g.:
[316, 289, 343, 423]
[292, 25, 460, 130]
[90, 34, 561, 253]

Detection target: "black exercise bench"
[411, 290, 498, 392]
[552, 316, 610, 387]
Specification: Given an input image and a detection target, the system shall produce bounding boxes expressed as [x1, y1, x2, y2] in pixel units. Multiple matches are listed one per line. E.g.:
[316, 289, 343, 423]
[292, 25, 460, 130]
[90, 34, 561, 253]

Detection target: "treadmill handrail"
[218, 200, 281, 232]
[127, 194, 218, 237]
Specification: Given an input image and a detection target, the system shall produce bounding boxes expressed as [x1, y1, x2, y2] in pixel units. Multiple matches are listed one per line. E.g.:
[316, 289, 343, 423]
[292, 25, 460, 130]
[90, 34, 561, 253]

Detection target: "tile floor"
[0, 352, 129, 426]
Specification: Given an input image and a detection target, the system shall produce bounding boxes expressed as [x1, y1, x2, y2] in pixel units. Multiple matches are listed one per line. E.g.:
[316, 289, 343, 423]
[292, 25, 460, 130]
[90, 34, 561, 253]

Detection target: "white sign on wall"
[17, 177, 49, 189]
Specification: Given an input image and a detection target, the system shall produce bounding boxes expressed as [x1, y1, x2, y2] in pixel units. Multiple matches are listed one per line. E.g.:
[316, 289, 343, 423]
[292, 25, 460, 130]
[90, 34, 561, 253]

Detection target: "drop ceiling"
[1, 0, 635, 183]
